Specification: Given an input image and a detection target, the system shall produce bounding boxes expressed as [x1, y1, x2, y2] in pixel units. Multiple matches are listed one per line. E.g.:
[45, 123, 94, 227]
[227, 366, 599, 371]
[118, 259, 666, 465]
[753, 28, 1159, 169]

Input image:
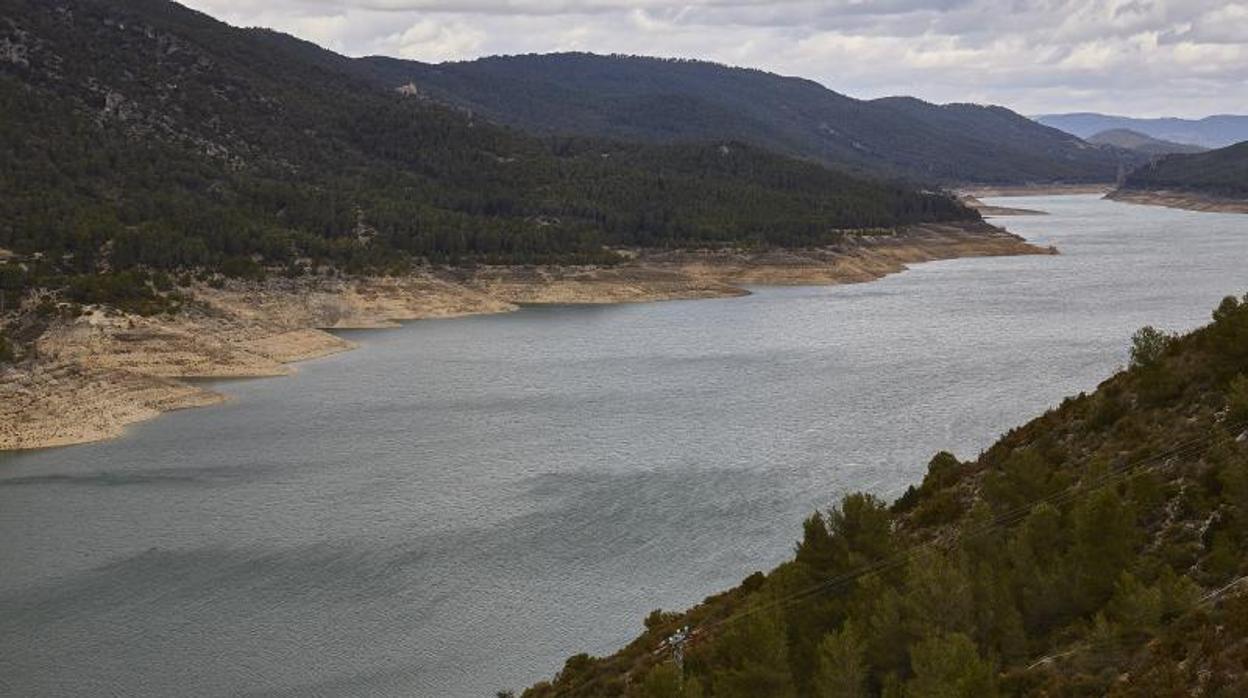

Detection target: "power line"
[1025, 573, 1248, 671]
[671, 416, 1247, 648]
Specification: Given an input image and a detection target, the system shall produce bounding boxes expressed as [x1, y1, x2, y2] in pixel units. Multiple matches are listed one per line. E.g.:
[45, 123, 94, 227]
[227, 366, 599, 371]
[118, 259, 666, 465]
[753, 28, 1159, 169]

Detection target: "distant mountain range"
[1088, 129, 1207, 156]
[1036, 113, 1248, 150]
[359, 53, 1136, 186]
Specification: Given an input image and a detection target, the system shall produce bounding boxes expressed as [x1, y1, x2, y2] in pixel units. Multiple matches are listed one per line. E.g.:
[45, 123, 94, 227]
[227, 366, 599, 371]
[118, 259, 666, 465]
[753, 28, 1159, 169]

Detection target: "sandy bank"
[0, 362, 224, 451]
[0, 221, 1050, 451]
[962, 184, 1112, 198]
[957, 195, 1047, 217]
[1105, 189, 1248, 215]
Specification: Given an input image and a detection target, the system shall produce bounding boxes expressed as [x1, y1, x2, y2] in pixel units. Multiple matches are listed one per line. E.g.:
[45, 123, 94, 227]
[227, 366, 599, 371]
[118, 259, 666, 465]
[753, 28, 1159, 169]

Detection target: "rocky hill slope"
[525, 295, 1248, 697]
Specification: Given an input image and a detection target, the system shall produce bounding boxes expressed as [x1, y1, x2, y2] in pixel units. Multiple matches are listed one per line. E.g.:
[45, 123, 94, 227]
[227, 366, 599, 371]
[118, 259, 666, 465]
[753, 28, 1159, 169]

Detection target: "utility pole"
[666, 625, 690, 674]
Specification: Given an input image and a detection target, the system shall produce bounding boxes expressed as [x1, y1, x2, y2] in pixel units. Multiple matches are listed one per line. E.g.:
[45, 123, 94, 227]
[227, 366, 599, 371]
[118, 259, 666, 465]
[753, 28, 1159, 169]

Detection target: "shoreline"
[961, 183, 1112, 198]
[957, 194, 1047, 217]
[0, 221, 1051, 452]
[1105, 189, 1248, 214]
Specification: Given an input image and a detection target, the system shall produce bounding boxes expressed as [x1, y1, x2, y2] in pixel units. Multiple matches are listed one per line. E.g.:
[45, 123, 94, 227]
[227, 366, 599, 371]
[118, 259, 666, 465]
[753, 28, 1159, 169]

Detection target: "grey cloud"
[180, 0, 1248, 117]
[1162, 3, 1248, 44]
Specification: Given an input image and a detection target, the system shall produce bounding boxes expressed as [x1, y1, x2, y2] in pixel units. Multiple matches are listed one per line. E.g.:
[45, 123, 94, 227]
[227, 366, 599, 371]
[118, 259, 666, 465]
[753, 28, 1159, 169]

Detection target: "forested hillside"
[1120, 142, 1248, 199]
[525, 295, 1248, 697]
[359, 53, 1136, 186]
[0, 0, 973, 314]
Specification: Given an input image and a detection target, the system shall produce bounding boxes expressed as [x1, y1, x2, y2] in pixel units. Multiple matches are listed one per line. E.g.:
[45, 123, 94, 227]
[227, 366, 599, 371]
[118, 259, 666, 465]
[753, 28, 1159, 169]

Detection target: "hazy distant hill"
[1038, 113, 1248, 150]
[1089, 129, 1207, 156]
[360, 53, 1134, 186]
[1121, 142, 1248, 199]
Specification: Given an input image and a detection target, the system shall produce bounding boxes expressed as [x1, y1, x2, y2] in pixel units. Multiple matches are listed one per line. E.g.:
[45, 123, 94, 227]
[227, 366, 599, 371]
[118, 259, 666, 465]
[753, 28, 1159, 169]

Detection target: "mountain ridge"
[1088, 129, 1207, 156]
[1037, 112, 1248, 149]
[356, 51, 1137, 186]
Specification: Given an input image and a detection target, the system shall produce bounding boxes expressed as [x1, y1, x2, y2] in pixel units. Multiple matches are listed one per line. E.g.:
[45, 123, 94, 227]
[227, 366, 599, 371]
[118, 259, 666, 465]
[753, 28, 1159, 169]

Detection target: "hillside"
[1037, 113, 1248, 150]
[1119, 142, 1248, 200]
[1088, 129, 1207, 156]
[359, 53, 1135, 186]
[525, 295, 1248, 697]
[0, 0, 974, 312]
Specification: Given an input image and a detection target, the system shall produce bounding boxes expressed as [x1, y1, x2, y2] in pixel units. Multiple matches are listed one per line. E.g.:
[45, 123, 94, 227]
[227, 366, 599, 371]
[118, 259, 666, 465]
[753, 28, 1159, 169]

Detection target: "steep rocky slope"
[525, 295, 1248, 697]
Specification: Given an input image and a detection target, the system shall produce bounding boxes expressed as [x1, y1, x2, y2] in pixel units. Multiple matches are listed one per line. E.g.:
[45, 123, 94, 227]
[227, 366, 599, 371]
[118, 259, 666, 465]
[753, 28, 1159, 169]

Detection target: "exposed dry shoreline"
[962, 184, 1112, 197]
[0, 221, 1050, 451]
[957, 194, 1047, 217]
[1105, 189, 1248, 214]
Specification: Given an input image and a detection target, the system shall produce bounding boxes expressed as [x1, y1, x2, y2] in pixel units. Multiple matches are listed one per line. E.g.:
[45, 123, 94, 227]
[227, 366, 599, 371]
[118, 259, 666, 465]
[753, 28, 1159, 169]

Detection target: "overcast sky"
[181, 0, 1247, 118]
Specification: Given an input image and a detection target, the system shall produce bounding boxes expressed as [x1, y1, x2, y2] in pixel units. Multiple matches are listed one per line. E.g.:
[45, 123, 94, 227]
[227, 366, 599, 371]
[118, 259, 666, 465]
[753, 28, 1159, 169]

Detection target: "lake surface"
[2, 195, 1246, 696]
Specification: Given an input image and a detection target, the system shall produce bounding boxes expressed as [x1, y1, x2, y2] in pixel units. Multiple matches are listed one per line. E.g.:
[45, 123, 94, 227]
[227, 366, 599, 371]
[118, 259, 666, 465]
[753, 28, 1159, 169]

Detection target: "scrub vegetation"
[526, 295, 1248, 697]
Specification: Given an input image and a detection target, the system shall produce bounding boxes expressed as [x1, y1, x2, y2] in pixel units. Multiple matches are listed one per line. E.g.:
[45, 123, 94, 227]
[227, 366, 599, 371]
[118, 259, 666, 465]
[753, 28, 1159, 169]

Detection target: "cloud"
[179, 0, 1248, 117]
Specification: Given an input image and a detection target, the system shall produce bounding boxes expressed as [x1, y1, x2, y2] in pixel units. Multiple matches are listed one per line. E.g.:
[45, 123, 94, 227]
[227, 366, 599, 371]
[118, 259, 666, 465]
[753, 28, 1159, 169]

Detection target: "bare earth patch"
[957, 195, 1047, 217]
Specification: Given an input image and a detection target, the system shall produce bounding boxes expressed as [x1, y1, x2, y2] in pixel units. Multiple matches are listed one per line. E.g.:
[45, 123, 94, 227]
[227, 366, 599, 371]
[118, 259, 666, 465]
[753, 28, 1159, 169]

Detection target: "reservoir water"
[2, 195, 1247, 696]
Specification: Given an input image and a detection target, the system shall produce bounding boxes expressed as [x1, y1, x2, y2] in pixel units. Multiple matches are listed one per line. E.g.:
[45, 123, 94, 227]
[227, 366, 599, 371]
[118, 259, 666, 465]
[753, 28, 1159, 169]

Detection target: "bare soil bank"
[1106, 189, 1248, 214]
[0, 222, 1049, 451]
[957, 195, 1047, 217]
[963, 184, 1112, 197]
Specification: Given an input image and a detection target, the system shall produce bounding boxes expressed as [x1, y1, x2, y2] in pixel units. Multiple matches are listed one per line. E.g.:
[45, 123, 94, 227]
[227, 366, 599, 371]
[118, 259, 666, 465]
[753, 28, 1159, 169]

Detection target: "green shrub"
[891, 485, 921, 514]
[644, 609, 680, 632]
[1089, 387, 1127, 428]
[1106, 573, 1163, 637]
[1138, 362, 1182, 406]
[64, 272, 157, 315]
[1227, 374, 1248, 425]
[220, 257, 267, 280]
[905, 632, 997, 697]
[151, 271, 174, 292]
[922, 451, 963, 491]
[0, 264, 27, 313]
[0, 332, 14, 363]
[1130, 326, 1173, 369]
[913, 490, 965, 527]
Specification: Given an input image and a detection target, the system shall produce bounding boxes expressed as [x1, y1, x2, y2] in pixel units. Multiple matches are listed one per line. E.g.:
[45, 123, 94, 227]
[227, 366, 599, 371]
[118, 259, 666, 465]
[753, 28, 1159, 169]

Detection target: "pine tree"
[813, 621, 868, 698]
[904, 632, 997, 698]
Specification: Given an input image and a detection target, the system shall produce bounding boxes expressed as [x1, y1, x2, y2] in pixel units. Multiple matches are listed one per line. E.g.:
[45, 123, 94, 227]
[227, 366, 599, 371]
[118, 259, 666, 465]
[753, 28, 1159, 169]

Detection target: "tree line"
[0, 0, 975, 324]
